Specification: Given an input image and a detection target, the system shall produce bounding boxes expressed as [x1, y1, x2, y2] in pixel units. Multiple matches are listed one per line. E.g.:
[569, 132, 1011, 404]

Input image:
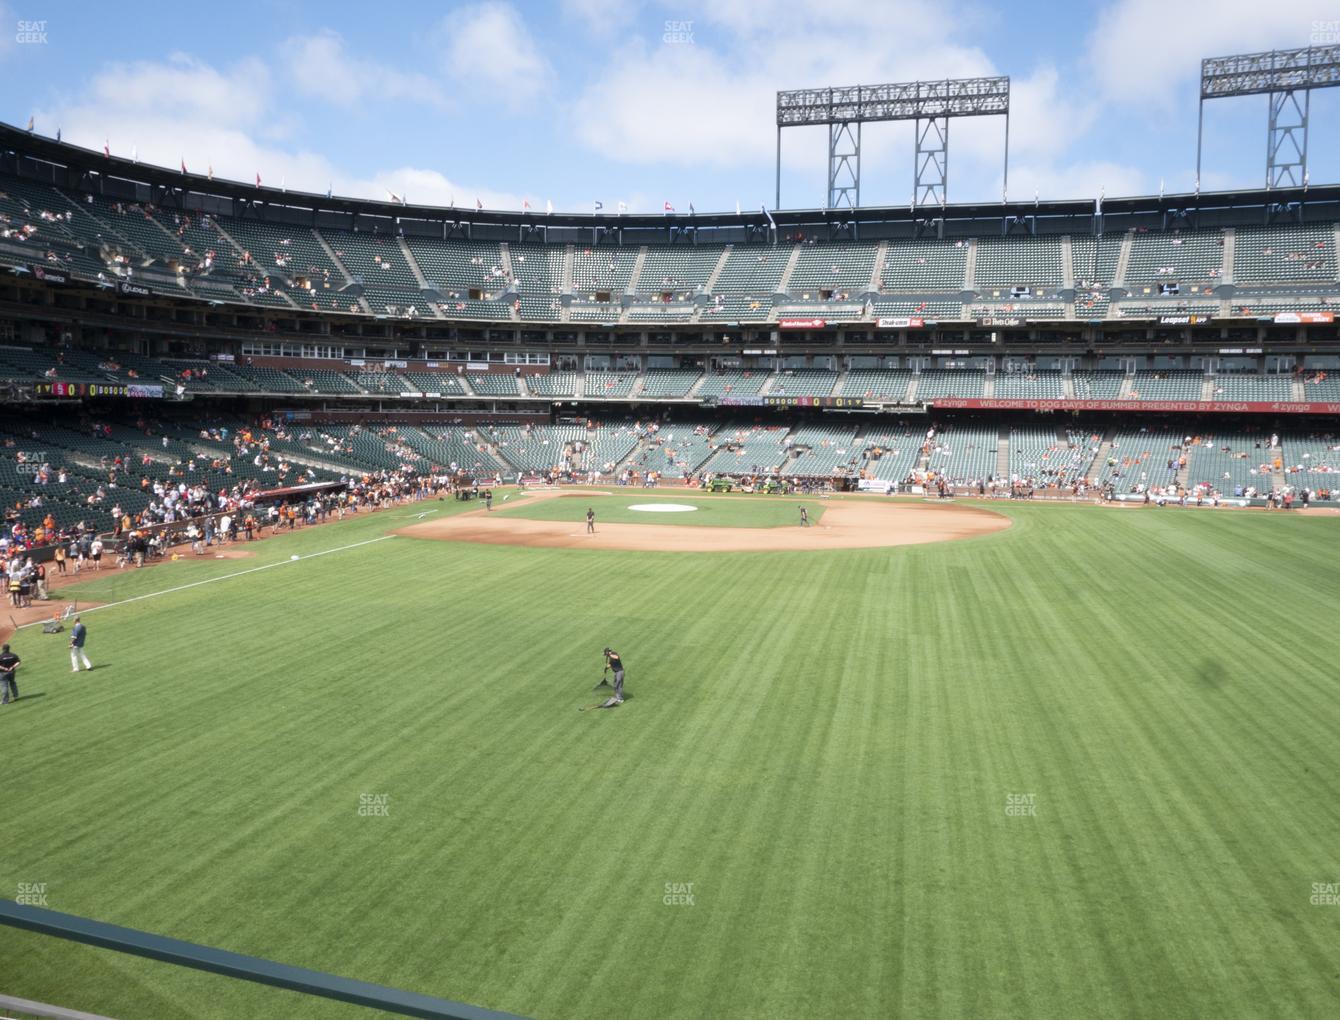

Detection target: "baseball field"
[3, 492, 1339, 1019]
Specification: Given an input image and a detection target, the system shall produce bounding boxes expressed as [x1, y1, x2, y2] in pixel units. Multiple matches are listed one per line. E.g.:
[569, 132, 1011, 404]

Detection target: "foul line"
[392, 508, 442, 520]
[20, 535, 396, 627]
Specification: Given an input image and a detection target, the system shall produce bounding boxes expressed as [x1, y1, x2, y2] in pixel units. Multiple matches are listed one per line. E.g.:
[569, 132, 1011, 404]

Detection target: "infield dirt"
[395, 489, 1010, 552]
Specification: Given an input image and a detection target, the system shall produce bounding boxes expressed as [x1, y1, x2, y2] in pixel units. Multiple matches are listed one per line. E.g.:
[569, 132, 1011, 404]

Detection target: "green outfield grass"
[495, 490, 825, 528]
[3, 499, 1340, 1019]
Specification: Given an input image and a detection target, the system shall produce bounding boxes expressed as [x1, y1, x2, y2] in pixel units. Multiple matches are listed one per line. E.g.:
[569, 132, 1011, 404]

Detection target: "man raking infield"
[591, 645, 625, 707]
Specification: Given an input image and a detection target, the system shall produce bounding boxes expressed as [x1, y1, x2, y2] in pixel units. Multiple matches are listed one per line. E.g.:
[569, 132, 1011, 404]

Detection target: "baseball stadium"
[2, 6, 1340, 1019]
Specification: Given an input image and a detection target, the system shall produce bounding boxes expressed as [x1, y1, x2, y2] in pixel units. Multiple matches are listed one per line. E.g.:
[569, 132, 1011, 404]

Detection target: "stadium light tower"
[1198, 45, 1340, 190]
[775, 77, 1011, 211]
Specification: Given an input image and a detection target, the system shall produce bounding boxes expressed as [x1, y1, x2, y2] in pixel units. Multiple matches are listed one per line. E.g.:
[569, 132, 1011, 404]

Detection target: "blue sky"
[2, 0, 1339, 213]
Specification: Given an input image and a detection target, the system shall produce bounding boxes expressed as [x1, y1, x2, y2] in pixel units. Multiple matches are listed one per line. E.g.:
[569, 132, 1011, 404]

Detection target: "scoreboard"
[761, 396, 865, 409]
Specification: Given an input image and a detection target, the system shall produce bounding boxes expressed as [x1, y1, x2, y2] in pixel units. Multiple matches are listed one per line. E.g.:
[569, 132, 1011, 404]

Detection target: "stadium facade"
[1, 121, 1338, 530]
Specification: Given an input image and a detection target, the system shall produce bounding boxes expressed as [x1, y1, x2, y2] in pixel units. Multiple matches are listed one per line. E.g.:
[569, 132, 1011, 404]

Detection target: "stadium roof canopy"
[2, 120, 1339, 240]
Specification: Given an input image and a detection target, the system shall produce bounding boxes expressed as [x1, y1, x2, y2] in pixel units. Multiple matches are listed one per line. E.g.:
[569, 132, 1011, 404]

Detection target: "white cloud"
[351, 165, 526, 211]
[1087, 0, 1336, 105]
[281, 30, 448, 109]
[1005, 159, 1146, 203]
[34, 52, 507, 209]
[699, 0, 952, 38]
[566, 2, 1139, 207]
[436, 3, 550, 104]
[572, 42, 776, 167]
[74, 52, 270, 130]
[559, 0, 633, 35]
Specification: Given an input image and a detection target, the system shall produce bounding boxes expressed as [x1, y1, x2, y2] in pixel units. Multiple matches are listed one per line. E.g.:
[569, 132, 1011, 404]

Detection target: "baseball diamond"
[3, 11, 1340, 1020]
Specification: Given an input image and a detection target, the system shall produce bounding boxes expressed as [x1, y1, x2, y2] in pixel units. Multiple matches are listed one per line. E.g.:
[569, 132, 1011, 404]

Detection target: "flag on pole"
[1159, 177, 1164, 199]
[26, 116, 34, 132]
[208, 164, 214, 181]
[281, 175, 286, 192]
[735, 200, 741, 216]
[546, 199, 553, 215]
[326, 182, 332, 198]
[523, 198, 531, 211]
[1033, 187, 1039, 206]
[104, 139, 111, 158]
[387, 190, 402, 204]
[56, 127, 61, 142]
[594, 200, 603, 211]
[617, 201, 626, 214]
[663, 201, 674, 212]
[256, 172, 262, 188]
[180, 158, 187, 174]
[689, 202, 695, 215]
[475, 197, 483, 210]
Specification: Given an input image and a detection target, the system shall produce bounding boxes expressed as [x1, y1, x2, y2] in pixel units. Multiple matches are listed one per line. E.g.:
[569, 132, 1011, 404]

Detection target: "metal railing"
[0, 901, 524, 1020]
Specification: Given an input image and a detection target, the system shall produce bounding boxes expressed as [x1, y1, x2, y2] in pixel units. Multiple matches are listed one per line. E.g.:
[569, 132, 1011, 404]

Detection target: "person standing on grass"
[587, 507, 596, 533]
[70, 616, 92, 673]
[799, 505, 809, 527]
[0, 643, 19, 705]
[598, 646, 625, 705]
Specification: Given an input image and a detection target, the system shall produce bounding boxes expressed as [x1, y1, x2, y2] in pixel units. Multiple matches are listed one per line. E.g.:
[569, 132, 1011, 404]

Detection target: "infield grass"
[3, 498, 1339, 1019]
[495, 490, 826, 528]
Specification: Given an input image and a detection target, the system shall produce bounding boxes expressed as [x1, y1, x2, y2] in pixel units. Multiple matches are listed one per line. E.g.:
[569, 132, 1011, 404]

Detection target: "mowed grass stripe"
[4, 504, 1340, 1018]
